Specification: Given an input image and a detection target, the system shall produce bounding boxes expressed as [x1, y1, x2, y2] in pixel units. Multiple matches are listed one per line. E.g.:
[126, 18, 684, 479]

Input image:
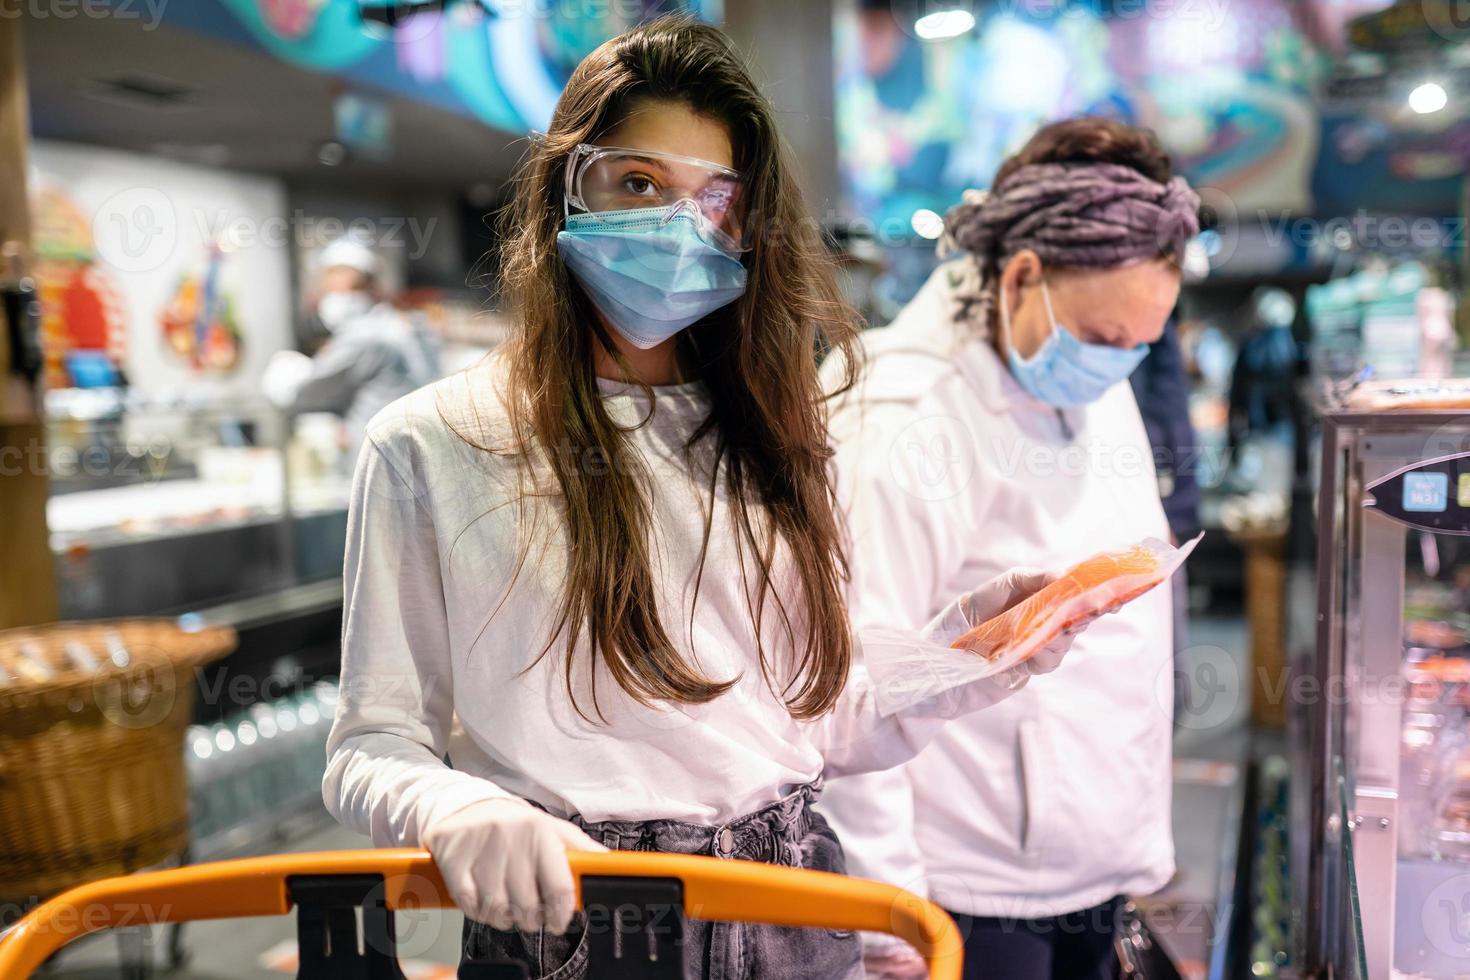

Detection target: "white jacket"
[819, 263, 1176, 919]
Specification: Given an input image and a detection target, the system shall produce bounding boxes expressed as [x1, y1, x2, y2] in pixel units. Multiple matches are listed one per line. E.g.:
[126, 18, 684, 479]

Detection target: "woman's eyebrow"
[617, 154, 675, 173]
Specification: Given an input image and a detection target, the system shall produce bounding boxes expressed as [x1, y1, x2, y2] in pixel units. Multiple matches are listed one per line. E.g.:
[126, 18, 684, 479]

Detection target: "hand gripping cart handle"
[0, 848, 964, 979]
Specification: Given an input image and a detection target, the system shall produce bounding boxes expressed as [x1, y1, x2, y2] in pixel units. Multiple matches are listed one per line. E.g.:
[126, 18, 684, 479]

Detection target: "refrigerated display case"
[1303, 408, 1470, 980]
[45, 388, 352, 619]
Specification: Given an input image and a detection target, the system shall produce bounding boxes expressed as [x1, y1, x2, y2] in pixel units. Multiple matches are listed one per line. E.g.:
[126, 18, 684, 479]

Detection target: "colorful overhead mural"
[152, 0, 722, 134]
[837, 0, 1470, 231]
[835, 0, 1336, 232]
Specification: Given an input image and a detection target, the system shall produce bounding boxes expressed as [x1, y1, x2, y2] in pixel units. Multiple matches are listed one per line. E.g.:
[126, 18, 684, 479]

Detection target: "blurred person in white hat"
[263, 236, 440, 455]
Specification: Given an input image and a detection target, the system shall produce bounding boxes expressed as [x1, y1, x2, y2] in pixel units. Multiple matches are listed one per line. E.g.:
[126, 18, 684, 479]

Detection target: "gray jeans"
[460, 782, 864, 979]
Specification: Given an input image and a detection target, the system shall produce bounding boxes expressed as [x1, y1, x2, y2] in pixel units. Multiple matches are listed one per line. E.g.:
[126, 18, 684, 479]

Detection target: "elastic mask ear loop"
[998, 277, 1020, 359]
[1039, 277, 1060, 333]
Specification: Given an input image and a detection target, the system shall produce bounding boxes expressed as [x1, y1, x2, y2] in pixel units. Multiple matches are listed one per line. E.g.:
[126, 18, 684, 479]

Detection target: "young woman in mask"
[322, 19, 1083, 980]
[819, 118, 1201, 980]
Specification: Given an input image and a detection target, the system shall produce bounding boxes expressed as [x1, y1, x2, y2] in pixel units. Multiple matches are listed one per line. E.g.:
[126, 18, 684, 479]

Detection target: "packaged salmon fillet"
[951, 533, 1203, 667]
[860, 534, 1204, 719]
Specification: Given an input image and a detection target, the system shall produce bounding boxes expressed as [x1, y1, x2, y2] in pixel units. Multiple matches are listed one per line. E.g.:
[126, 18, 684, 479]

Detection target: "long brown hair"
[472, 17, 861, 721]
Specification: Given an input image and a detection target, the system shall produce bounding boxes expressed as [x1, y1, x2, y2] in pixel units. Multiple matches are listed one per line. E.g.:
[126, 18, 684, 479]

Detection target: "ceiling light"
[911, 208, 945, 240]
[1409, 81, 1448, 114]
[915, 9, 976, 41]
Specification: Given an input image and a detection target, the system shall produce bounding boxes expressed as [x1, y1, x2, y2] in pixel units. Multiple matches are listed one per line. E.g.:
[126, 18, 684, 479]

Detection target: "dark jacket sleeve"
[1130, 318, 1201, 538]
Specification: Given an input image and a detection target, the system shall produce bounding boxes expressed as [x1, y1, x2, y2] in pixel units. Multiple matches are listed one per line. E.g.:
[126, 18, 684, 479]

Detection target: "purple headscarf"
[939, 161, 1201, 328]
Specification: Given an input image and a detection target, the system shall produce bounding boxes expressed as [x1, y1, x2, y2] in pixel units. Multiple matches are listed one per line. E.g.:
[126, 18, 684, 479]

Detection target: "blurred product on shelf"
[1308, 262, 1458, 384]
[1401, 577, 1470, 864]
[1400, 652, 1470, 861]
[1220, 492, 1291, 535]
[1345, 377, 1470, 411]
[1249, 757, 1292, 979]
[185, 680, 337, 848]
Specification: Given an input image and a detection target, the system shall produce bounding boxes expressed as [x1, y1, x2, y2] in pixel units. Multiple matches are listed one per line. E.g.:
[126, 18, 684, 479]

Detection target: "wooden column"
[0, 15, 59, 628]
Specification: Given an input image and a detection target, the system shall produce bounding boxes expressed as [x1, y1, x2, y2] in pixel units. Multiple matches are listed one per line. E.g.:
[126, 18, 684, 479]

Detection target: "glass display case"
[1304, 408, 1470, 980]
[45, 387, 353, 619]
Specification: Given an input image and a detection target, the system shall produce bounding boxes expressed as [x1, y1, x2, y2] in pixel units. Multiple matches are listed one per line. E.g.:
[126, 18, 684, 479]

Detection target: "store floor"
[46, 617, 1252, 979]
[1151, 614, 1254, 980]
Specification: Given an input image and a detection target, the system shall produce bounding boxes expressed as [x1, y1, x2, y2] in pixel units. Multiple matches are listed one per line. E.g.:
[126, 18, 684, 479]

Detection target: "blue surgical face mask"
[556, 200, 748, 349]
[998, 278, 1149, 407]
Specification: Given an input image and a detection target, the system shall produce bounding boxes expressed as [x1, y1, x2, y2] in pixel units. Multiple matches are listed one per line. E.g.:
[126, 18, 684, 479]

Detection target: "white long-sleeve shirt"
[323, 351, 1022, 845]
[818, 263, 1175, 919]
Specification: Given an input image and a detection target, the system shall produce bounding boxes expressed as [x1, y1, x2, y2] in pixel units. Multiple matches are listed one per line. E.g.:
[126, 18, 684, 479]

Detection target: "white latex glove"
[862, 934, 929, 979]
[856, 566, 1101, 722]
[261, 349, 314, 408]
[422, 797, 607, 934]
[934, 567, 1080, 675]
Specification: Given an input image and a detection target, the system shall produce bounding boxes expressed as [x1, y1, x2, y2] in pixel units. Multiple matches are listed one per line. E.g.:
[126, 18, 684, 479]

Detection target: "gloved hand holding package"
[950, 533, 1202, 668]
[859, 567, 1082, 719]
[857, 540, 1197, 719]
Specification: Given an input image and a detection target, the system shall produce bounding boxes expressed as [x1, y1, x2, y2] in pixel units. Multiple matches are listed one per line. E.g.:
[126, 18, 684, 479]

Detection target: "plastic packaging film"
[954, 533, 1203, 665]
[863, 534, 1202, 718]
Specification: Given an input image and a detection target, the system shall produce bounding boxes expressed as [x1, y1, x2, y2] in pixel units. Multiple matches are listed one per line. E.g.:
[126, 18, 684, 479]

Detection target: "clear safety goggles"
[563, 143, 750, 251]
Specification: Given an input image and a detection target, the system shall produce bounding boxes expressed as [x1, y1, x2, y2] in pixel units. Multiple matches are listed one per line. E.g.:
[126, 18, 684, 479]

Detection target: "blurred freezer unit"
[1301, 409, 1470, 980]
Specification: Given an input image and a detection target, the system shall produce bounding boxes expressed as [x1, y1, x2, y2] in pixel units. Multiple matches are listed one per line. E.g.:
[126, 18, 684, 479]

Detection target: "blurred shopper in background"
[1130, 317, 1202, 714]
[1132, 318, 1202, 546]
[321, 19, 1085, 980]
[820, 118, 1200, 980]
[1224, 286, 1298, 495]
[262, 236, 440, 454]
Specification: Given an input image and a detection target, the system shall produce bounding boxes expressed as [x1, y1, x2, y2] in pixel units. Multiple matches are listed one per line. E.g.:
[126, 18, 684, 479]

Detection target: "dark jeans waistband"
[566, 780, 822, 866]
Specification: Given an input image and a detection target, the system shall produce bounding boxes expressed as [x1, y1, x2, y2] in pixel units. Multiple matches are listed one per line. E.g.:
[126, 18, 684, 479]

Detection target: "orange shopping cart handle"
[0, 848, 963, 979]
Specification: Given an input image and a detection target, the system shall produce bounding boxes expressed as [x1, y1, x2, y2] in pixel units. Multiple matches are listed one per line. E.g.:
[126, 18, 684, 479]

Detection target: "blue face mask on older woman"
[998, 278, 1149, 408]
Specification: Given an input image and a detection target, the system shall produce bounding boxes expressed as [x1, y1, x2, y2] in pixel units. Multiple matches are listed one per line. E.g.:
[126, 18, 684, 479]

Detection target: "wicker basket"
[0, 619, 235, 902]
